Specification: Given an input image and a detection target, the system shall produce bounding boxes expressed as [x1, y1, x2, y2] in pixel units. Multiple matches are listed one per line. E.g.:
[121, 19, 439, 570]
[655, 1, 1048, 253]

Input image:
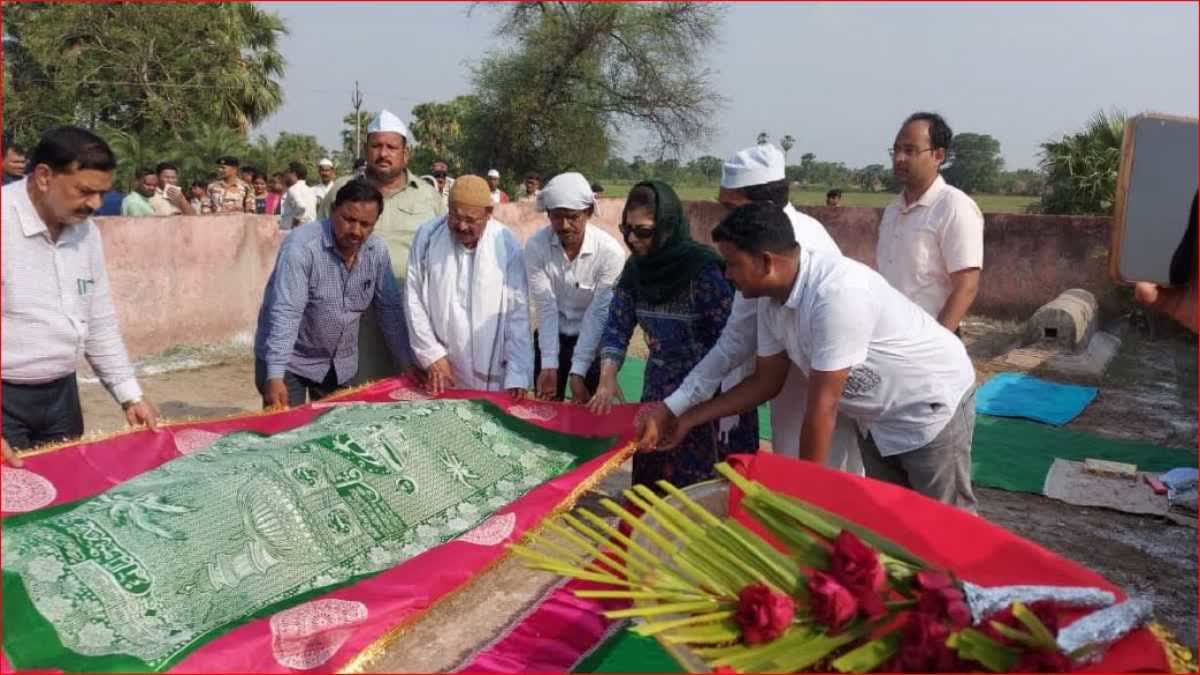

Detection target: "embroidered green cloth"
[3, 400, 614, 672]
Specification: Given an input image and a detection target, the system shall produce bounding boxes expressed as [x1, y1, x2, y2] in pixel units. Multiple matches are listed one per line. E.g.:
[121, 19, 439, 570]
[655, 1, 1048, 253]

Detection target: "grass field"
[599, 182, 1038, 214]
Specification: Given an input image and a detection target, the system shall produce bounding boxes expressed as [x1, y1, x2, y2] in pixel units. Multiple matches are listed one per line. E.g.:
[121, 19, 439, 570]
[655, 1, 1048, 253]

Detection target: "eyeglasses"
[620, 223, 655, 240]
[888, 146, 935, 158]
[450, 211, 488, 228]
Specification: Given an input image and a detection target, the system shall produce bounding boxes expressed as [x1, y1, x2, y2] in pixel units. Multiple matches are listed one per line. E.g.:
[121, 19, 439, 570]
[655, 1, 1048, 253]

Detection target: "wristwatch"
[121, 398, 143, 411]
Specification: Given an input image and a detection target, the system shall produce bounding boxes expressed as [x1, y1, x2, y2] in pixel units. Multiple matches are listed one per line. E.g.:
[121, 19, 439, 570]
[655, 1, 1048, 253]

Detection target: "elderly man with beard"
[317, 109, 444, 384]
[2, 126, 159, 466]
[524, 172, 625, 402]
[254, 179, 411, 409]
[405, 176, 533, 398]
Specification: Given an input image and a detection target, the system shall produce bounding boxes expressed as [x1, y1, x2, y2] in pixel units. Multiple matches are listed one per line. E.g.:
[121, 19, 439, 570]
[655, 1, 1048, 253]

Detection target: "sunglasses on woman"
[620, 223, 655, 239]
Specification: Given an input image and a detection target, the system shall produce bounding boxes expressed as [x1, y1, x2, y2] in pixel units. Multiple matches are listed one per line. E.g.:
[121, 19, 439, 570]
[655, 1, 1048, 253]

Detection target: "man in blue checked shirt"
[253, 179, 413, 409]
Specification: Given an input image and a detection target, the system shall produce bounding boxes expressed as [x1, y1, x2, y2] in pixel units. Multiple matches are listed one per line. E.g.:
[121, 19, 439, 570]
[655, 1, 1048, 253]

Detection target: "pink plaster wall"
[96, 202, 1114, 358]
[94, 214, 283, 358]
[496, 200, 1117, 319]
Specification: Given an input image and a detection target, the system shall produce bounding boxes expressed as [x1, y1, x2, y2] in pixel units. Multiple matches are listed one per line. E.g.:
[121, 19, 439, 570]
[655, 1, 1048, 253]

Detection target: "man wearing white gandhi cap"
[524, 172, 626, 401]
[637, 143, 864, 475]
[316, 109, 444, 384]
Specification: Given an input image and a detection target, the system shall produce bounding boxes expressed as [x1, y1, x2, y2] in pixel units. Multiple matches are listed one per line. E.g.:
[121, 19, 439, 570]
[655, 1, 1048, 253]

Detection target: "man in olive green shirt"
[317, 109, 445, 384]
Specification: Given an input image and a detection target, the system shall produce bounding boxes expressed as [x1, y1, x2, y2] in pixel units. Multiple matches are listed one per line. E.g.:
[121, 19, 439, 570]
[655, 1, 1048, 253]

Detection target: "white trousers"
[768, 363, 864, 475]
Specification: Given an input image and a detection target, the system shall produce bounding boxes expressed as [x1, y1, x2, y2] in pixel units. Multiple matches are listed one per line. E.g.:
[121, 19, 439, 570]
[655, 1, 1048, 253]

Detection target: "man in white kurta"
[404, 175, 533, 396]
[640, 144, 862, 473]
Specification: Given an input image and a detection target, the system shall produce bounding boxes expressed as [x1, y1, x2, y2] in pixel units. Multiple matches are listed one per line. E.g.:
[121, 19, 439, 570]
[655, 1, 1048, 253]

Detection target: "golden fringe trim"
[11, 379, 393, 459]
[1151, 621, 1197, 673]
[340, 441, 638, 673]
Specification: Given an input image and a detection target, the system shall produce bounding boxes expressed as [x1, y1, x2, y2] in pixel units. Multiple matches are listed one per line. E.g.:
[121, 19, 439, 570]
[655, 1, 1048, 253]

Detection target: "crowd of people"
[2, 109, 1193, 513]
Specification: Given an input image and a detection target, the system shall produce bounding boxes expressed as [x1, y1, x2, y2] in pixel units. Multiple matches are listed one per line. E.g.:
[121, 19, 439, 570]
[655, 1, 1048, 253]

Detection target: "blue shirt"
[96, 191, 125, 216]
[254, 219, 411, 383]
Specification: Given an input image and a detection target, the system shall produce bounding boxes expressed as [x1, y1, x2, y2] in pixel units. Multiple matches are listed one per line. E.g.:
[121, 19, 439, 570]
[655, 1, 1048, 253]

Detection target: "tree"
[942, 132, 1004, 194]
[854, 164, 888, 192]
[688, 155, 723, 182]
[780, 134, 795, 163]
[995, 169, 1045, 196]
[463, 3, 725, 180]
[3, 4, 287, 144]
[756, 131, 769, 145]
[339, 110, 373, 166]
[1038, 109, 1126, 215]
[603, 157, 634, 180]
[409, 96, 477, 174]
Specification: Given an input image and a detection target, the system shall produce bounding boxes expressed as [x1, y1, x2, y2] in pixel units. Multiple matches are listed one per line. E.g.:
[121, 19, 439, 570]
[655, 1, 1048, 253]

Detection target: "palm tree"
[213, 5, 288, 133]
[100, 126, 172, 189]
[1039, 109, 1126, 215]
[756, 131, 769, 145]
[176, 122, 250, 185]
[780, 134, 795, 163]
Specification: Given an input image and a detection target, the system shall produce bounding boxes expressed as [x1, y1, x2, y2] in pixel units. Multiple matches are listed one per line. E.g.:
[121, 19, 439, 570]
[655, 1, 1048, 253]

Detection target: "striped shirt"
[1, 179, 143, 403]
[253, 219, 411, 383]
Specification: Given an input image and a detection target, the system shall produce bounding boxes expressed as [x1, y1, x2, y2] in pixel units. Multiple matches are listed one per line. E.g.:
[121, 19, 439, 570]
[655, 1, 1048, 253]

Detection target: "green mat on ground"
[971, 415, 1196, 494]
[615, 357, 772, 440]
[574, 629, 682, 673]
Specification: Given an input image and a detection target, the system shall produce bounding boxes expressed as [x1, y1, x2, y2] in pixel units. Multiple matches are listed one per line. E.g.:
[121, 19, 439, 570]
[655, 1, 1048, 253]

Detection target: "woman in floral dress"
[588, 180, 758, 487]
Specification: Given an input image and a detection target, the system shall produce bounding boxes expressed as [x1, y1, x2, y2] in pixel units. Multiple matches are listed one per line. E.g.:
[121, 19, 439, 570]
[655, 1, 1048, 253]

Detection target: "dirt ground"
[74, 319, 1198, 652]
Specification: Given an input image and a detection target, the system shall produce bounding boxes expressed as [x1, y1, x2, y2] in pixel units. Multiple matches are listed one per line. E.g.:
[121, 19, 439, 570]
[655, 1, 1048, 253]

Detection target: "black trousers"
[2, 374, 85, 450]
[254, 360, 341, 408]
[533, 332, 602, 401]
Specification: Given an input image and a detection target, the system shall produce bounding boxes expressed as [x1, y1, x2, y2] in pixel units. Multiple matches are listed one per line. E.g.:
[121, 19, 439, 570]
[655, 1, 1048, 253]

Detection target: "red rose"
[735, 583, 795, 645]
[1014, 648, 1075, 672]
[806, 571, 858, 633]
[891, 612, 964, 672]
[830, 531, 887, 617]
[915, 571, 971, 629]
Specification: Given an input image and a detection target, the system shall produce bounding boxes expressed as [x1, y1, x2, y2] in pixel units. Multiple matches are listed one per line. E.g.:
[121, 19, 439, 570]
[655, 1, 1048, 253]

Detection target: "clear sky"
[254, 2, 1198, 171]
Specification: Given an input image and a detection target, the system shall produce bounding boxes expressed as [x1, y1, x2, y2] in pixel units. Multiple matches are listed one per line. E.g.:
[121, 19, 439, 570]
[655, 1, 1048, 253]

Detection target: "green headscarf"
[615, 180, 723, 305]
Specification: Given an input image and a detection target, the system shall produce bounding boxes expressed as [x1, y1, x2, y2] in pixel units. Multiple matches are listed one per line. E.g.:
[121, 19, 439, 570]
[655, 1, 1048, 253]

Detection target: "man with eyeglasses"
[879, 112, 983, 335]
[405, 176, 533, 399]
[524, 172, 625, 402]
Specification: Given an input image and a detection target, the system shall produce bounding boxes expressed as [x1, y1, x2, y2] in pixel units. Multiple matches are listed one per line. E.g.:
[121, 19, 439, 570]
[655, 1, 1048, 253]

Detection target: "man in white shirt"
[311, 158, 337, 203]
[487, 169, 509, 205]
[149, 161, 195, 216]
[280, 161, 318, 230]
[525, 172, 625, 402]
[637, 144, 861, 473]
[405, 175, 533, 398]
[2, 126, 159, 466]
[517, 172, 542, 203]
[878, 112, 984, 334]
[656, 203, 978, 510]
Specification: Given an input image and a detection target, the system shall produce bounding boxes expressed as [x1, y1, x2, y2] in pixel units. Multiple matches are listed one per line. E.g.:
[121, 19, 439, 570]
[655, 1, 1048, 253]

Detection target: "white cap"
[367, 109, 412, 142]
[536, 172, 595, 212]
[317, 158, 334, 168]
[721, 144, 786, 189]
[487, 169, 500, 178]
